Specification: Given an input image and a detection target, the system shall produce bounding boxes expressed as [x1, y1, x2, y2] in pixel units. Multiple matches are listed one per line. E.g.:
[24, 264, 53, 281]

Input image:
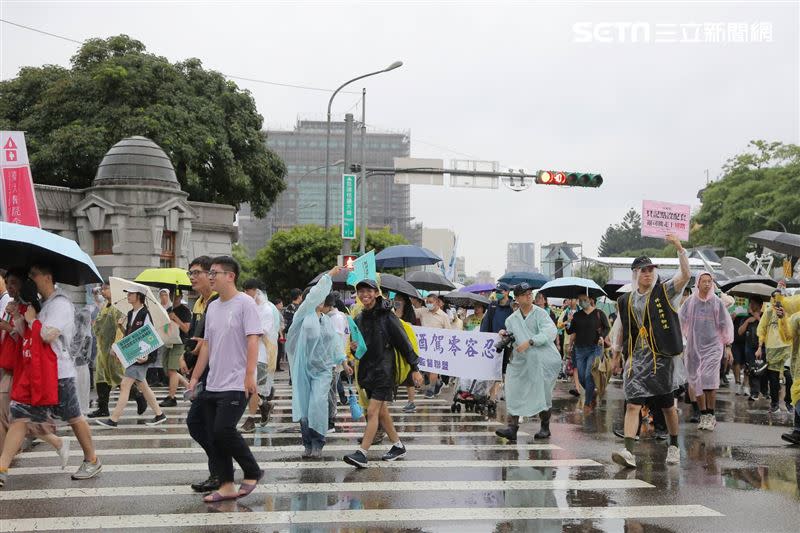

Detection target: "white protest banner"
[641, 200, 690, 241]
[411, 326, 502, 380]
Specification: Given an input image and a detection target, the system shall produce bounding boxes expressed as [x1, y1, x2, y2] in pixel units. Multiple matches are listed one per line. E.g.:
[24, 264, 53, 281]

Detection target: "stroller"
[450, 378, 496, 416]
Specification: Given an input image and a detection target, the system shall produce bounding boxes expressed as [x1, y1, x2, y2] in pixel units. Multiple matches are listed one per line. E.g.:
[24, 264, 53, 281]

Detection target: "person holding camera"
[494, 282, 562, 442]
[95, 286, 167, 428]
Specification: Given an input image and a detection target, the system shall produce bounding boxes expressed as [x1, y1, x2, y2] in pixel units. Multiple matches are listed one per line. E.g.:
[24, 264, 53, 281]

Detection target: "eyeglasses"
[186, 270, 208, 278]
[207, 270, 233, 279]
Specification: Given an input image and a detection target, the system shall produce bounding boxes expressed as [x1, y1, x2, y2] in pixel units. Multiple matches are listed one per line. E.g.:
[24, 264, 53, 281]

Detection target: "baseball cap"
[123, 285, 148, 296]
[355, 279, 379, 290]
[495, 282, 511, 291]
[631, 256, 656, 270]
[514, 282, 534, 295]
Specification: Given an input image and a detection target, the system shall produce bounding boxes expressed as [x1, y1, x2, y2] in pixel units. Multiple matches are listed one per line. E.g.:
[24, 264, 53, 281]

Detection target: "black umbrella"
[375, 245, 442, 269]
[307, 270, 350, 291]
[726, 282, 775, 302]
[405, 271, 457, 291]
[443, 291, 491, 309]
[748, 230, 800, 257]
[377, 273, 420, 300]
[717, 274, 778, 293]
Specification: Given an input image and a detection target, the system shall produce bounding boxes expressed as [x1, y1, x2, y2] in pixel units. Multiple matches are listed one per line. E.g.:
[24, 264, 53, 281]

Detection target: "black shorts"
[731, 344, 747, 365]
[364, 387, 394, 402]
[628, 392, 675, 410]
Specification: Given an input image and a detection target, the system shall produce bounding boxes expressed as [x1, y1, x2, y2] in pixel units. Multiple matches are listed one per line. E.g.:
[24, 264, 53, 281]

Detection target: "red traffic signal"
[536, 170, 603, 188]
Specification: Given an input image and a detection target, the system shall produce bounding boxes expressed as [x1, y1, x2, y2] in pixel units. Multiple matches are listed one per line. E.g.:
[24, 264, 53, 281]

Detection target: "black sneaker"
[87, 408, 109, 419]
[343, 450, 368, 468]
[768, 404, 780, 414]
[159, 396, 177, 408]
[146, 413, 167, 426]
[780, 431, 800, 445]
[569, 389, 580, 397]
[95, 418, 118, 428]
[381, 444, 407, 461]
[495, 425, 518, 442]
[748, 395, 758, 402]
[191, 476, 221, 493]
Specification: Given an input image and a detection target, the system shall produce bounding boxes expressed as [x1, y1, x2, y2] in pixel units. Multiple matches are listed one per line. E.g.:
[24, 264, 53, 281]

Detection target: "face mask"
[579, 300, 591, 310]
[447, 309, 455, 320]
[495, 292, 505, 300]
[425, 303, 435, 311]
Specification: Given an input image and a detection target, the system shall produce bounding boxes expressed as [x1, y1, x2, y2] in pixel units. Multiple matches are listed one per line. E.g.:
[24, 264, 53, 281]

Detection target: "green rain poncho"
[93, 303, 124, 387]
[286, 274, 346, 436]
[504, 305, 562, 417]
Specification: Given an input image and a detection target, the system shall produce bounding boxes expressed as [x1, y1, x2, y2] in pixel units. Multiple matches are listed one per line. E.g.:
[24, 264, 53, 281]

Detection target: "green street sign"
[342, 173, 357, 239]
[112, 323, 164, 368]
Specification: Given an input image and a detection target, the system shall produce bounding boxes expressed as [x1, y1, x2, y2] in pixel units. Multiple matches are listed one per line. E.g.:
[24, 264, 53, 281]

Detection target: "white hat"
[123, 285, 148, 296]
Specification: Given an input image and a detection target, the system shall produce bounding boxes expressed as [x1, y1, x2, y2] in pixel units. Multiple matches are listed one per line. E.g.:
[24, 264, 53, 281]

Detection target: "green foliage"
[575, 263, 610, 287]
[693, 140, 800, 257]
[231, 243, 257, 289]
[598, 208, 664, 256]
[252, 225, 408, 299]
[0, 35, 286, 216]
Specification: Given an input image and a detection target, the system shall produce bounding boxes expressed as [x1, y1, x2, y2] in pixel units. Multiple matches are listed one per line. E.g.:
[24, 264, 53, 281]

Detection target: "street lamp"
[324, 61, 404, 229]
[754, 212, 788, 232]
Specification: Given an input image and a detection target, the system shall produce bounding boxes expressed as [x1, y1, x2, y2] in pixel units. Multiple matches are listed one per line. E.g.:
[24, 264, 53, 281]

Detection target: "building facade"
[35, 136, 236, 284]
[238, 119, 416, 254]
[540, 242, 581, 279]
[506, 242, 536, 273]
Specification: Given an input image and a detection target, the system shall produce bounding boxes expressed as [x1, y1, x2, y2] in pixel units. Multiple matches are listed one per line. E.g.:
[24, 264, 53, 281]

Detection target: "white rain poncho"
[254, 289, 281, 394]
[285, 274, 345, 436]
[679, 272, 734, 393]
[503, 305, 562, 417]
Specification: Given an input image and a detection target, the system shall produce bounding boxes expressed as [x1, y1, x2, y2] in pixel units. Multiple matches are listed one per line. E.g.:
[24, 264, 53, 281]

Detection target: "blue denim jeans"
[300, 418, 326, 452]
[574, 345, 602, 405]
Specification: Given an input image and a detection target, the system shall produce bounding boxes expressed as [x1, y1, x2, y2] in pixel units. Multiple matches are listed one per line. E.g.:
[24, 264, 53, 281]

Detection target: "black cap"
[514, 282, 533, 295]
[631, 256, 656, 270]
[495, 282, 511, 291]
[355, 279, 379, 290]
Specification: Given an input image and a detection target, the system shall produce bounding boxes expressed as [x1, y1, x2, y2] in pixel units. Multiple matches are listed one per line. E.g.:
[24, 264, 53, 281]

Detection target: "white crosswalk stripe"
[2, 376, 723, 531]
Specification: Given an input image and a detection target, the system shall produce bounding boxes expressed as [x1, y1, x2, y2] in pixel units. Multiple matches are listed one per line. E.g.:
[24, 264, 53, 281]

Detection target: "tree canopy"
[252, 225, 409, 299]
[692, 140, 800, 257]
[598, 208, 664, 256]
[0, 35, 286, 216]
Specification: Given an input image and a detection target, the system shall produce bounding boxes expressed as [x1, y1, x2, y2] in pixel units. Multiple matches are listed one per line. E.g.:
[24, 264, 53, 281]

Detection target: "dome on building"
[93, 136, 180, 189]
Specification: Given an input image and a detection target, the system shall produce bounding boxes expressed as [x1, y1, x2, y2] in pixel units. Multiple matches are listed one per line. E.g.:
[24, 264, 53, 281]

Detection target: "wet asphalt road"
[1, 371, 797, 532]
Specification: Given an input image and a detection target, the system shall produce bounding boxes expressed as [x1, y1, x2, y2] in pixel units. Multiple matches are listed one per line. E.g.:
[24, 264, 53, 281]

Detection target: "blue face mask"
[495, 291, 505, 300]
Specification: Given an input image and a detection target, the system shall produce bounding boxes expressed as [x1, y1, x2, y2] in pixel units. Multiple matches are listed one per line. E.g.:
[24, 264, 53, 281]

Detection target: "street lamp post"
[324, 60, 403, 230]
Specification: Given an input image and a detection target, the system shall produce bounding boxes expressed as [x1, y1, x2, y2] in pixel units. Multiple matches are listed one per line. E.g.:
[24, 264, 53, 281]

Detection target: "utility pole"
[341, 113, 354, 255]
[359, 89, 368, 255]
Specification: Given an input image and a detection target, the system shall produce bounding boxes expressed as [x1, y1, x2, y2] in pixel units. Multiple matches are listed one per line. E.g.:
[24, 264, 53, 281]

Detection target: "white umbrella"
[109, 277, 180, 344]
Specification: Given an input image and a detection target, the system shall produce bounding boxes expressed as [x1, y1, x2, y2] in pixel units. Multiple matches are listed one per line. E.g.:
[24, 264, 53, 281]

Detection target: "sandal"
[203, 491, 239, 503]
[237, 470, 264, 498]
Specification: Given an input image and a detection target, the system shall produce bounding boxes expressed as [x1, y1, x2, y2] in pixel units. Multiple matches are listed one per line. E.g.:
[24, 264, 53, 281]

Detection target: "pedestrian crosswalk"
[0, 374, 723, 532]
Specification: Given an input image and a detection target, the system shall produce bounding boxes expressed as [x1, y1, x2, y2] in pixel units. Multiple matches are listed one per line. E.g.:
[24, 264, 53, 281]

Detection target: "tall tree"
[692, 140, 800, 257]
[598, 208, 663, 256]
[253, 226, 409, 299]
[0, 35, 286, 216]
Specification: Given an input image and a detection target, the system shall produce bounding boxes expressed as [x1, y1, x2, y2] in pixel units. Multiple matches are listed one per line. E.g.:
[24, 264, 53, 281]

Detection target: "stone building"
[35, 136, 236, 283]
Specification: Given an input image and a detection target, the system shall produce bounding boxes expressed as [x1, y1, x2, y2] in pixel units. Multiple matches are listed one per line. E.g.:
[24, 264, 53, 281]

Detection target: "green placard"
[112, 323, 164, 368]
[341, 173, 357, 239]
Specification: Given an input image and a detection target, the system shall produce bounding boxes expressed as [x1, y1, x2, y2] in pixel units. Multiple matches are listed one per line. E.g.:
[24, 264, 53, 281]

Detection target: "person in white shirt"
[414, 294, 450, 398]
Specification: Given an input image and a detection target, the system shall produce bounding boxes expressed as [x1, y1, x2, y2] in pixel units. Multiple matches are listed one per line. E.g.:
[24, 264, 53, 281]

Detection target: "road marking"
[113, 411, 483, 420]
[59, 431, 529, 442]
[80, 420, 502, 431]
[8, 459, 600, 476]
[0, 505, 723, 531]
[17, 443, 561, 459]
[0, 479, 653, 501]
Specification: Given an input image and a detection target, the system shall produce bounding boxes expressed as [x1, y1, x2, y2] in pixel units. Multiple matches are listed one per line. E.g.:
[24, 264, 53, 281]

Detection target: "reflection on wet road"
[0, 372, 797, 532]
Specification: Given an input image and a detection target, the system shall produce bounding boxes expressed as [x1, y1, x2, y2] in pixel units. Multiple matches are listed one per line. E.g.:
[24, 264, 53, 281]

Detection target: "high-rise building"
[237, 119, 416, 254]
[506, 242, 536, 273]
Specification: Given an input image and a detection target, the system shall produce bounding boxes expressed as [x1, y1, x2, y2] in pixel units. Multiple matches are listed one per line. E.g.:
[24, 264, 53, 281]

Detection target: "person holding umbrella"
[95, 287, 167, 428]
[611, 235, 690, 469]
[494, 282, 562, 441]
[567, 294, 610, 411]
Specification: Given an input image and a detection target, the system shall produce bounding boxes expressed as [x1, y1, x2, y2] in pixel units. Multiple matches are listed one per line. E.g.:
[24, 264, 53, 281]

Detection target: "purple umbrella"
[462, 283, 495, 294]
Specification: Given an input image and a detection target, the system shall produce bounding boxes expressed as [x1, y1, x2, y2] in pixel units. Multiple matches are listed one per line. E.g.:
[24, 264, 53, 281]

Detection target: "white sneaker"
[705, 415, 717, 431]
[666, 445, 680, 465]
[697, 414, 708, 430]
[611, 448, 637, 469]
[56, 437, 71, 470]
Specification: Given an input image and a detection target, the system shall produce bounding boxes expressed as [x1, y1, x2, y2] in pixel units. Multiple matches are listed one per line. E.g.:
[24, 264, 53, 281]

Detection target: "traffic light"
[536, 170, 603, 188]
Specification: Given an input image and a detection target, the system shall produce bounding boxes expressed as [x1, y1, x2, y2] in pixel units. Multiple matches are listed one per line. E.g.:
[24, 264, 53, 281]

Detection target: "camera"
[495, 332, 515, 353]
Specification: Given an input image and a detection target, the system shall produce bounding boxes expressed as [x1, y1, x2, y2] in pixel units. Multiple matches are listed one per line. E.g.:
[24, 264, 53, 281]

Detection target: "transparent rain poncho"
[679, 272, 734, 392]
[285, 274, 345, 436]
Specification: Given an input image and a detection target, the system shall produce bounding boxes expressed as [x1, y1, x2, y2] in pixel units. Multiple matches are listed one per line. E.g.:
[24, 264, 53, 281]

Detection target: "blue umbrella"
[375, 245, 442, 269]
[538, 277, 606, 299]
[0, 221, 102, 286]
[461, 282, 495, 294]
[498, 271, 551, 289]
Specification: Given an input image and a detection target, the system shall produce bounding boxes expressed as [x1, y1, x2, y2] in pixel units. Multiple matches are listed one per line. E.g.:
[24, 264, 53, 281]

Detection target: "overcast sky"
[1, 1, 798, 277]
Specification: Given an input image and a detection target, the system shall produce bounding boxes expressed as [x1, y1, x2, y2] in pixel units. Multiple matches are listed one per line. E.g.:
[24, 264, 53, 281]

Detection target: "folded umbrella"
[348, 387, 363, 420]
[538, 277, 606, 299]
[405, 271, 456, 291]
[135, 268, 192, 290]
[0, 221, 102, 286]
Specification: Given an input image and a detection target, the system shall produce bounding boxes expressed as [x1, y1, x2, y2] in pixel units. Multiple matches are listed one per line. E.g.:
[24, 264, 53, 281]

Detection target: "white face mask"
[447, 309, 456, 320]
[425, 303, 435, 311]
